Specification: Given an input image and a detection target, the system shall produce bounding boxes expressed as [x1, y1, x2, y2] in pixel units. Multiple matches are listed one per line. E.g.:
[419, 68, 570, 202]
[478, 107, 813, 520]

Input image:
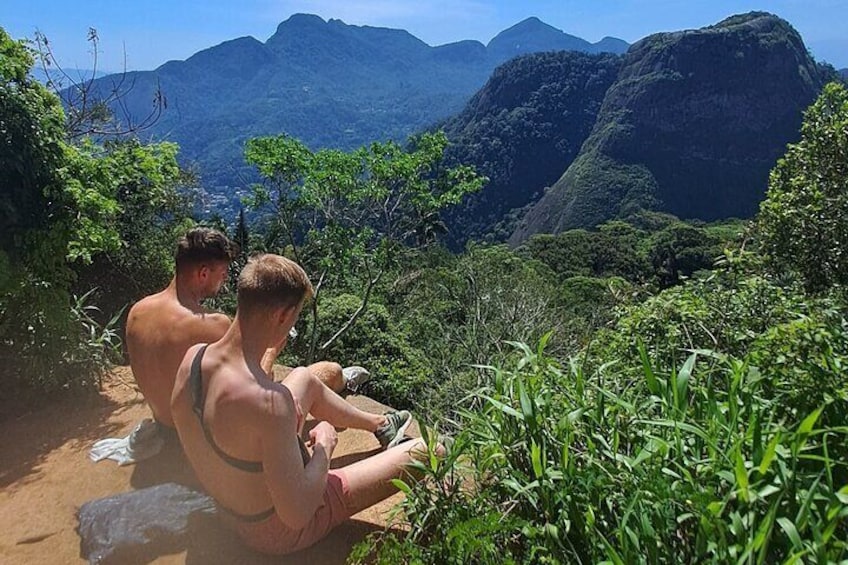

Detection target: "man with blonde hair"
[170, 254, 422, 554]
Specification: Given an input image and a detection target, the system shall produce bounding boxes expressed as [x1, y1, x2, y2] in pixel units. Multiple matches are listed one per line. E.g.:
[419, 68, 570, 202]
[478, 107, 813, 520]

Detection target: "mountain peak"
[272, 13, 327, 37]
[711, 11, 784, 29]
[488, 17, 627, 61]
[511, 11, 827, 243]
[488, 16, 564, 46]
[513, 16, 547, 28]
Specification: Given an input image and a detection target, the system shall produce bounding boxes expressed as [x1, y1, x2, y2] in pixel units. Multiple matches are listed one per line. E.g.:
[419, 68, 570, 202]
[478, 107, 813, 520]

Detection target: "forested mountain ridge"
[440, 51, 622, 245]
[508, 12, 834, 243]
[76, 13, 627, 208]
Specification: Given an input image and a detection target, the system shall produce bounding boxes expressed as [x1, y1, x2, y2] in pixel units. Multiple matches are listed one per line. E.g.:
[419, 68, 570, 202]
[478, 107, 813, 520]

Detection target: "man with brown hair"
[126, 227, 238, 432]
[170, 254, 424, 555]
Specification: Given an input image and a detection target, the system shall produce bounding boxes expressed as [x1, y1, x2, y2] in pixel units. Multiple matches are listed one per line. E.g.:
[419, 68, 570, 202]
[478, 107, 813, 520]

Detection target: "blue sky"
[4, 0, 847, 71]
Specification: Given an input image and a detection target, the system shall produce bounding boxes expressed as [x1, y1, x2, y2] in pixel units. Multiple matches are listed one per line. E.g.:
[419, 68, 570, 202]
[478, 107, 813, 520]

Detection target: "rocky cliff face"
[440, 51, 621, 245]
[510, 12, 829, 243]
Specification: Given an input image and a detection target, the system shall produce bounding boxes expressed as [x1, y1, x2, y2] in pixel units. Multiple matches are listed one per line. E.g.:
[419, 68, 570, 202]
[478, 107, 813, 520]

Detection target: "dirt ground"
[0, 366, 413, 564]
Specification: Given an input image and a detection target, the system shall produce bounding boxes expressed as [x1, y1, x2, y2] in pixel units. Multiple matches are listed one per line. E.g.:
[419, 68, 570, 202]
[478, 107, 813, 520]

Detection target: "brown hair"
[237, 254, 313, 314]
[174, 227, 239, 269]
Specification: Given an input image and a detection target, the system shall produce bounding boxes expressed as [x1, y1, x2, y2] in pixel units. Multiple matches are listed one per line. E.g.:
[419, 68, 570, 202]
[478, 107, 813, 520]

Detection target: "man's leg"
[338, 438, 441, 514]
[271, 439, 441, 554]
[307, 361, 344, 393]
[277, 362, 344, 393]
[283, 367, 385, 432]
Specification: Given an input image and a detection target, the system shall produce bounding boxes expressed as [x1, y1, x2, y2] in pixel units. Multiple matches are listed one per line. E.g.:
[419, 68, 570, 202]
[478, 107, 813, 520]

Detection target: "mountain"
[78, 14, 627, 212]
[440, 51, 622, 245]
[487, 17, 626, 61]
[509, 12, 832, 244]
[840, 68, 848, 80]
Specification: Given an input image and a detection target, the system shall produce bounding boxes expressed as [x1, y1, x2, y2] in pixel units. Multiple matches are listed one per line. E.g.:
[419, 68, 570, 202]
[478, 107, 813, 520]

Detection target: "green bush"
[356, 336, 848, 563]
[285, 293, 430, 409]
[388, 245, 580, 421]
[758, 82, 848, 292]
[0, 28, 194, 400]
[590, 252, 808, 377]
[748, 305, 848, 426]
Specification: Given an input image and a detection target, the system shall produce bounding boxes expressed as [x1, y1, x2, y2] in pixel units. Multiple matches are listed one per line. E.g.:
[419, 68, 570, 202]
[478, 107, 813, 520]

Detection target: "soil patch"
[0, 366, 411, 564]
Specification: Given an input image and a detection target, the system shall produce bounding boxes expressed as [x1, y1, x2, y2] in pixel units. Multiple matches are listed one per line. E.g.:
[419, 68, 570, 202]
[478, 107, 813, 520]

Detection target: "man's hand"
[308, 421, 338, 456]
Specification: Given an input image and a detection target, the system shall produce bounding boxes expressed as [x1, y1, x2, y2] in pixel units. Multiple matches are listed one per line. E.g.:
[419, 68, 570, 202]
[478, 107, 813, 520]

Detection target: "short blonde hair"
[237, 254, 313, 314]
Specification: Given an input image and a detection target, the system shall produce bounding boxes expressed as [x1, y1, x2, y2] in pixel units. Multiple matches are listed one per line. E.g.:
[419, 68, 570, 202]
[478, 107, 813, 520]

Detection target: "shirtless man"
[170, 254, 430, 555]
[126, 227, 237, 432]
[126, 227, 346, 435]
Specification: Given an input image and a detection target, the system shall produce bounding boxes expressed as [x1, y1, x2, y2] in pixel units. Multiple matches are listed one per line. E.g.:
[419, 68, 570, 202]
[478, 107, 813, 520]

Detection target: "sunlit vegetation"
[3, 21, 847, 562]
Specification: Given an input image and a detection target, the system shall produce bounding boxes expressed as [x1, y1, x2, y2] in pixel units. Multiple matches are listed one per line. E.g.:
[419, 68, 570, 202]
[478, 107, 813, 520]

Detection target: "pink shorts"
[232, 469, 352, 555]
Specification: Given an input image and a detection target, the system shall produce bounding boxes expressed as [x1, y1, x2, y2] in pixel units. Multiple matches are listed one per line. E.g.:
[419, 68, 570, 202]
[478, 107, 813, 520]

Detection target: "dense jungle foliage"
[2, 24, 847, 563]
[349, 82, 848, 564]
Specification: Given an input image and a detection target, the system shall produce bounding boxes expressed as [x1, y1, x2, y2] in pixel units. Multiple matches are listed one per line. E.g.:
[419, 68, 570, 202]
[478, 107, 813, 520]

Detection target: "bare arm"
[260, 383, 335, 530]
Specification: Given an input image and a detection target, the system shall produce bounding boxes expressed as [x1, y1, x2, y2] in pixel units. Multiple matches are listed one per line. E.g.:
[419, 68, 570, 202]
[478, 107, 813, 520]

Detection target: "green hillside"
[73, 14, 627, 214]
[509, 12, 834, 243]
[441, 51, 621, 245]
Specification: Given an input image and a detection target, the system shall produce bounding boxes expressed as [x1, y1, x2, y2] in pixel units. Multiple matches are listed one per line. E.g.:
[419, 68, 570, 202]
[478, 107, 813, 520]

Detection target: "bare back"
[126, 288, 230, 427]
[171, 343, 306, 520]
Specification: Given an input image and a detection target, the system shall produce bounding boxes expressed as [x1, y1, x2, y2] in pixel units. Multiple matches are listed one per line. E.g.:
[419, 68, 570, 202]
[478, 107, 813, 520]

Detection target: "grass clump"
[353, 277, 848, 563]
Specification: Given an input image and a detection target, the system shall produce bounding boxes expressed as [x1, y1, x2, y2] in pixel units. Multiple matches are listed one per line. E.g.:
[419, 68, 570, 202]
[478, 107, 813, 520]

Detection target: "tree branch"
[320, 265, 384, 352]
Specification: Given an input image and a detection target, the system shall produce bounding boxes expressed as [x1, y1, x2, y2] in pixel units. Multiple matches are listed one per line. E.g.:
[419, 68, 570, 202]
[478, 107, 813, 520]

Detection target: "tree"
[1, 27, 118, 395]
[70, 139, 194, 316]
[0, 28, 66, 255]
[0, 27, 190, 397]
[245, 130, 484, 362]
[758, 81, 848, 292]
[648, 223, 720, 288]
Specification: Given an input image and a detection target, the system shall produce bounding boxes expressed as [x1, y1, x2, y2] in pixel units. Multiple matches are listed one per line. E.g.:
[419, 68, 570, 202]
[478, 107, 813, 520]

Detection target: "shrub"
[356, 337, 848, 563]
[758, 82, 848, 292]
[284, 293, 430, 409]
[748, 305, 848, 426]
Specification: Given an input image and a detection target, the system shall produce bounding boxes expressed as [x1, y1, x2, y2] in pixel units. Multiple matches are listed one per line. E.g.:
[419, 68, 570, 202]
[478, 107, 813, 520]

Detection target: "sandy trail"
[0, 367, 411, 564]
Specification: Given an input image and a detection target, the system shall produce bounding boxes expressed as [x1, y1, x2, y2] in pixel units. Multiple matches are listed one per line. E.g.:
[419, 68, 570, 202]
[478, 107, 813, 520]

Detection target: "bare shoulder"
[172, 343, 204, 394]
[126, 292, 163, 326]
[255, 380, 297, 431]
[185, 311, 230, 343]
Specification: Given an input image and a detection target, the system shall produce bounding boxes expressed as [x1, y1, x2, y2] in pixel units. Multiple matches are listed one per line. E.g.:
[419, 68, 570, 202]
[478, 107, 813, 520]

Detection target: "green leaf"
[636, 419, 712, 443]
[675, 352, 696, 411]
[836, 485, 848, 505]
[481, 395, 522, 420]
[537, 331, 553, 356]
[390, 478, 412, 494]
[531, 440, 543, 479]
[759, 432, 782, 475]
[518, 379, 534, 422]
[797, 406, 823, 435]
[777, 517, 803, 550]
[735, 447, 749, 501]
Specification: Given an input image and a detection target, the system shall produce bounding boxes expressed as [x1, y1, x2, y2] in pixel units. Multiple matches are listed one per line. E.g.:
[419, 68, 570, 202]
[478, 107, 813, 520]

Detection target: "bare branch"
[306, 270, 326, 363]
[33, 28, 166, 141]
[320, 265, 384, 352]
